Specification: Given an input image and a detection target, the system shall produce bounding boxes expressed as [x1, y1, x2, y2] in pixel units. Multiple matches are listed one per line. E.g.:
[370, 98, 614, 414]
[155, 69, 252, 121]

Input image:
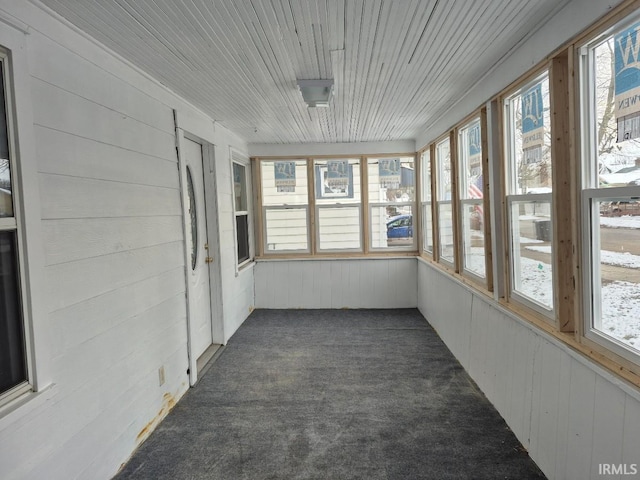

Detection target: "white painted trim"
[230, 147, 254, 275]
[0, 20, 52, 395]
[174, 110, 216, 146]
[0, 7, 31, 35]
[201, 143, 224, 345]
[417, 256, 640, 402]
[174, 125, 198, 387]
[0, 383, 57, 433]
[0, 217, 16, 229]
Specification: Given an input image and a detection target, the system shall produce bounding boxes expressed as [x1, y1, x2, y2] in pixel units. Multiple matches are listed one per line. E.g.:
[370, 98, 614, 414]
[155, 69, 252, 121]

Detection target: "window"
[260, 159, 310, 253]
[232, 153, 252, 267]
[256, 155, 416, 256]
[503, 72, 554, 314]
[420, 149, 433, 255]
[458, 118, 486, 279]
[580, 15, 640, 361]
[0, 53, 28, 406]
[367, 156, 416, 250]
[314, 158, 362, 252]
[435, 137, 454, 265]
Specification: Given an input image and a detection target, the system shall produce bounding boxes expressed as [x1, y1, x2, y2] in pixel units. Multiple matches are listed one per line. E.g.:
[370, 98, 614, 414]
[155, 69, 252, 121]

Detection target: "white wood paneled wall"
[0, 2, 252, 479]
[255, 258, 417, 309]
[417, 259, 640, 480]
[213, 139, 256, 344]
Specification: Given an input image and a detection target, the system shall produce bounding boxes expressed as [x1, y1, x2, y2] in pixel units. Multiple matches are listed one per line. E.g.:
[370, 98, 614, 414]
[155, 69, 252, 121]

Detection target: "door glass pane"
[186, 166, 197, 270]
[0, 61, 12, 218]
[0, 230, 26, 393]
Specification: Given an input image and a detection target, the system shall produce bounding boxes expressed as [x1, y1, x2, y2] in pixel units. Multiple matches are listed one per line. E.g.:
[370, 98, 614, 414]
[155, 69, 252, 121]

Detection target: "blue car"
[386, 214, 413, 241]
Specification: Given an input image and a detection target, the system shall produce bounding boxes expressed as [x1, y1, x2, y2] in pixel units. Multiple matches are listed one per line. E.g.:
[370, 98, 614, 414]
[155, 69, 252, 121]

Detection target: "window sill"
[256, 253, 419, 262]
[235, 259, 255, 277]
[0, 383, 58, 433]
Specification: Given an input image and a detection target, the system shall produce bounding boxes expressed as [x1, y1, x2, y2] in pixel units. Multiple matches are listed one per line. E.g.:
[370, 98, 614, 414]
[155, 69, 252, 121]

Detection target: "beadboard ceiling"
[39, 0, 569, 144]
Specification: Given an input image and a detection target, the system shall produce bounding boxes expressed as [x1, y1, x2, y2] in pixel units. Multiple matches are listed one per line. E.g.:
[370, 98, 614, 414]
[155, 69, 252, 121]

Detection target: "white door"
[184, 138, 213, 359]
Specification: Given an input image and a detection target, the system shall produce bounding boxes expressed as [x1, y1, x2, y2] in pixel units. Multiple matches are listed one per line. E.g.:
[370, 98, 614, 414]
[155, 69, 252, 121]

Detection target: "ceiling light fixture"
[296, 79, 334, 108]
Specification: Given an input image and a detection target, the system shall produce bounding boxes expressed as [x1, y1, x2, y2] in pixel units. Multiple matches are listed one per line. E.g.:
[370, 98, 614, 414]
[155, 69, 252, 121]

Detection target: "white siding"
[418, 259, 640, 480]
[255, 258, 417, 309]
[211, 137, 255, 343]
[0, 2, 252, 480]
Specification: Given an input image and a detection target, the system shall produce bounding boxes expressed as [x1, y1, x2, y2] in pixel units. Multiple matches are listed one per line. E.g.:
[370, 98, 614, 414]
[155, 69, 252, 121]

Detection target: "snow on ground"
[516, 257, 554, 309]
[516, 256, 640, 349]
[463, 247, 486, 277]
[520, 236, 544, 244]
[600, 281, 640, 347]
[600, 216, 640, 229]
[525, 245, 640, 269]
[463, 225, 640, 350]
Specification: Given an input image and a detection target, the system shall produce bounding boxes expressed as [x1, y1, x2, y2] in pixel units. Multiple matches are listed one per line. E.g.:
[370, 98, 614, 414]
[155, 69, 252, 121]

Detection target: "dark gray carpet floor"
[114, 309, 546, 479]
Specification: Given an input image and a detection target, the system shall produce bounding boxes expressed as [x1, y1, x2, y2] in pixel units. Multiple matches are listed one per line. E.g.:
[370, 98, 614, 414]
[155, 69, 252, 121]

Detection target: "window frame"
[578, 15, 640, 365]
[434, 134, 456, 268]
[258, 158, 312, 255]
[230, 149, 253, 271]
[254, 154, 417, 258]
[313, 158, 363, 253]
[419, 147, 434, 258]
[0, 35, 52, 415]
[581, 187, 640, 364]
[366, 155, 417, 252]
[502, 69, 556, 320]
[0, 49, 30, 408]
[456, 114, 488, 284]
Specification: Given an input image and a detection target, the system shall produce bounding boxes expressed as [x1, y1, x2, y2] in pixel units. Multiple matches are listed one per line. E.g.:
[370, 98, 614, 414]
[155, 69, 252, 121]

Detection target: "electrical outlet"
[158, 366, 165, 386]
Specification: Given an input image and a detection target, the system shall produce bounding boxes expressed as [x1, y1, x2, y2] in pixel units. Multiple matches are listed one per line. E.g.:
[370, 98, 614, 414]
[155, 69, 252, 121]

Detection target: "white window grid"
[503, 74, 555, 317]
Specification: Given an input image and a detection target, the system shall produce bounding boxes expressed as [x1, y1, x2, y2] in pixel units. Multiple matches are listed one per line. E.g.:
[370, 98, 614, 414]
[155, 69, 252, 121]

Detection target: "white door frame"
[176, 127, 224, 386]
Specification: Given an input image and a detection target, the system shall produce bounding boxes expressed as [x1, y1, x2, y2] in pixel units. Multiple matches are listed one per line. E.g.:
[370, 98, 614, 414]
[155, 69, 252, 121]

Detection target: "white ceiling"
[39, 0, 569, 145]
